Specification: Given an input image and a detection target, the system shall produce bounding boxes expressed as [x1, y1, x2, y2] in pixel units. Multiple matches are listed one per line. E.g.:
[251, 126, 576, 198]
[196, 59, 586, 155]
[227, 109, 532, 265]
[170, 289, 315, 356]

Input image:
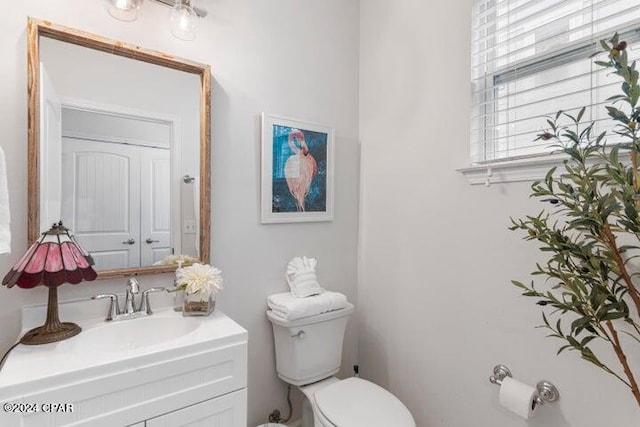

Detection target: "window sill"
[457, 154, 569, 185]
[459, 150, 633, 185]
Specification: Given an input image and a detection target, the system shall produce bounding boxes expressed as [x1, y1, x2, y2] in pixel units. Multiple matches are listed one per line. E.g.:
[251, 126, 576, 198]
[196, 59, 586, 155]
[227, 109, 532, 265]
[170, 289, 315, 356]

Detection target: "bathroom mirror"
[27, 18, 211, 279]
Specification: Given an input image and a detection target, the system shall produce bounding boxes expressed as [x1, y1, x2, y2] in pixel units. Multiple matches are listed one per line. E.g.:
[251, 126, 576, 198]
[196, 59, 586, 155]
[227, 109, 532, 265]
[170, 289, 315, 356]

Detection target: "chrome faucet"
[124, 277, 140, 314]
[92, 278, 166, 322]
[138, 287, 166, 315]
[92, 294, 121, 321]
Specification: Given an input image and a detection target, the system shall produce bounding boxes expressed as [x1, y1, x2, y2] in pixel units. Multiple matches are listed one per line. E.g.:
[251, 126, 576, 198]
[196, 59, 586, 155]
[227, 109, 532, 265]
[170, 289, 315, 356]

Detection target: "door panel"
[90, 250, 131, 271]
[62, 139, 141, 270]
[140, 146, 172, 266]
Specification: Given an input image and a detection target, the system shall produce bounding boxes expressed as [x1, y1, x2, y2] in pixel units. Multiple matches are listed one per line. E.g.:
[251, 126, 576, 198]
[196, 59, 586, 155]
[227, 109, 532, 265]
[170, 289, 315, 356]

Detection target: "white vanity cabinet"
[0, 310, 248, 427]
[146, 388, 246, 426]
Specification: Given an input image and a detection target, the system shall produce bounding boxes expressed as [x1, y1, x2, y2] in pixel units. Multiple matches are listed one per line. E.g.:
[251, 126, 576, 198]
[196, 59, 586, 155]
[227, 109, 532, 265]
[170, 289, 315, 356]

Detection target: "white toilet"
[267, 303, 416, 427]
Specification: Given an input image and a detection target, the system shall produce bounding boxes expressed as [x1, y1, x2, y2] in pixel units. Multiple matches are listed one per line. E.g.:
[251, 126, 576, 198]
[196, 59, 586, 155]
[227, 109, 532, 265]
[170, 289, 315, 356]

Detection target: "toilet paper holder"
[489, 364, 560, 406]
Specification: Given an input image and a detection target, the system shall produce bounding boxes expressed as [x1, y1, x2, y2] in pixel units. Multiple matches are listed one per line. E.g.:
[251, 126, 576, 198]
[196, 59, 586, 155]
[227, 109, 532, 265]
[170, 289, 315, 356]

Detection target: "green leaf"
[621, 66, 631, 81]
[601, 312, 626, 321]
[606, 106, 629, 123]
[607, 94, 628, 102]
[545, 167, 557, 187]
[623, 82, 631, 96]
[571, 316, 592, 333]
[542, 311, 550, 328]
[631, 84, 640, 107]
[621, 49, 629, 69]
[511, 280, 528, 290]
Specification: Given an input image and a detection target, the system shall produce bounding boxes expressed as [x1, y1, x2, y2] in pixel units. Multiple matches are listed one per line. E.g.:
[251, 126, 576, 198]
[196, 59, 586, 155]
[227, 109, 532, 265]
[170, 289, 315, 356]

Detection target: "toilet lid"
[314, 378, 415, 427]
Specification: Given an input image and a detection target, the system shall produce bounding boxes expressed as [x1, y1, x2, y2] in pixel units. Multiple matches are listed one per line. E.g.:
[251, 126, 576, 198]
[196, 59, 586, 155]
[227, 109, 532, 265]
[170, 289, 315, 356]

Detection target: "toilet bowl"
[266, 303, 416, 427]
[300, 376, 415, 427]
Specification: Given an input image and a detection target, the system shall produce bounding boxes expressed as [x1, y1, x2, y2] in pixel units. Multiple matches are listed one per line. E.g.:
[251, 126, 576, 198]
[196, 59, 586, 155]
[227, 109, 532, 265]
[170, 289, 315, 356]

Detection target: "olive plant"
[510, 33, 640, 406]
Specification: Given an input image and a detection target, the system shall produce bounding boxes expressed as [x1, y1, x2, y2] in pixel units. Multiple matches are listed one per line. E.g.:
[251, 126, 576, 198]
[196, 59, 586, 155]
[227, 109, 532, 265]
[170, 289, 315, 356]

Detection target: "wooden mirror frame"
[27, 18, 211, 279]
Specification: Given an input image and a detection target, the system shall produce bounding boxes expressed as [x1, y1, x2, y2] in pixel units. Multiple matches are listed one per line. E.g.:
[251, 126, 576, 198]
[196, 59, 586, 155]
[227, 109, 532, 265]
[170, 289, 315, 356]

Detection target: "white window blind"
[471, 0, 640, 164]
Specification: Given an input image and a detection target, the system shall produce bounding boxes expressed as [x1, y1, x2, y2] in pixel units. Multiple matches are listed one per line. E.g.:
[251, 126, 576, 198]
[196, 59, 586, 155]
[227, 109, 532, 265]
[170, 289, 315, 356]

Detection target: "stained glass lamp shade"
[2, 222, 97, 345]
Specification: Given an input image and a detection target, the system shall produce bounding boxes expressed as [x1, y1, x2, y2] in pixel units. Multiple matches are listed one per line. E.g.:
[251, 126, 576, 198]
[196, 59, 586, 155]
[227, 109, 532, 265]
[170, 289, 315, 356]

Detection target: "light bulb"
[105, 0, 144, 22]
[170, 1, 199, 41]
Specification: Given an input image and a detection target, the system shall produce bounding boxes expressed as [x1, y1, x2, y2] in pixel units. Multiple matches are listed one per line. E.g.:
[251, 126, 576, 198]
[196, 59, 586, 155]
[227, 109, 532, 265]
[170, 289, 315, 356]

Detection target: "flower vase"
[183, 292, 215, 316]
[173, 289, 185, 312]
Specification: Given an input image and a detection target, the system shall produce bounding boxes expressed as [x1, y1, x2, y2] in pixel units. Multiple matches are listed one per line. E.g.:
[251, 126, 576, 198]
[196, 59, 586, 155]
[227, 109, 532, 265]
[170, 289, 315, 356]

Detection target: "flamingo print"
[284, 129, 317, 212]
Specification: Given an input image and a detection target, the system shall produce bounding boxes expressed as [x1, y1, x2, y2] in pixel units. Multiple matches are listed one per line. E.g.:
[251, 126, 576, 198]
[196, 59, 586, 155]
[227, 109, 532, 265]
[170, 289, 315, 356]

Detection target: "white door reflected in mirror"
[61, 137, 171, 270]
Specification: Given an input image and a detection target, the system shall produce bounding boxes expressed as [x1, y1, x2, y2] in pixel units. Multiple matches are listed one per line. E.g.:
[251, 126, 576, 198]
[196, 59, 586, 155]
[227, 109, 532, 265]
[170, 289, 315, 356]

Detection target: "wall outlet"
[184, 220, 197, 234]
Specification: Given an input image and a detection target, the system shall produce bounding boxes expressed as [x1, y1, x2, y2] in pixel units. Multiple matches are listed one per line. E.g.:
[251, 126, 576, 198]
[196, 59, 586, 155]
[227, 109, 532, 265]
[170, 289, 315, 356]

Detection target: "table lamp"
[2, 222, 97, 345]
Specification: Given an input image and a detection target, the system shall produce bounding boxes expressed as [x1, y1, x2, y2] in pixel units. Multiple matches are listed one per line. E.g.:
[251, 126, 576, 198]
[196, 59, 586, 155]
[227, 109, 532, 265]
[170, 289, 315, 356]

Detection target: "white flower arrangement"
[154, 253, 199, 266]
[175, 263, 223, 300]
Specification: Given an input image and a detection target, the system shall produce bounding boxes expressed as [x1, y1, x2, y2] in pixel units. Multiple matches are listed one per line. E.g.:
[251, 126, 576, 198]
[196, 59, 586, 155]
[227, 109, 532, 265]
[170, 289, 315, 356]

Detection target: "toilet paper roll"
[499, 377, 537, 419]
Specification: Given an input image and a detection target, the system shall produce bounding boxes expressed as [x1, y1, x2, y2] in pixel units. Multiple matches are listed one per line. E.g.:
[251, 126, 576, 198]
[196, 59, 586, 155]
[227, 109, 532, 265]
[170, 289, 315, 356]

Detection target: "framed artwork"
[261, 113, 334, 223]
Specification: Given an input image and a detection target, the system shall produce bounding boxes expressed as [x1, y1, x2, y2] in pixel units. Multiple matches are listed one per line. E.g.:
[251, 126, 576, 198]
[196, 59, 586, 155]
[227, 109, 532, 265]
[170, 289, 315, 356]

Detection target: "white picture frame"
[261, 113, 334, 223]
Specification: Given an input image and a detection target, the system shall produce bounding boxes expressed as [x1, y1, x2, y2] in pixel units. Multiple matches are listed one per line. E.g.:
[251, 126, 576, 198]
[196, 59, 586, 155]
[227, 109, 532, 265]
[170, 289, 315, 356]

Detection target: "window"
[471, 0, 640, 164]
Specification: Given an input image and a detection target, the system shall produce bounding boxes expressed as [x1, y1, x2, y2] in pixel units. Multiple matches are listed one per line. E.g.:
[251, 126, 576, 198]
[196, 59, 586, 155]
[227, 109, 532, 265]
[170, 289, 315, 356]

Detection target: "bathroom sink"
[59, 313, 202, 353]
[0, 307, 247, 390]
[0, 306, 248, 427]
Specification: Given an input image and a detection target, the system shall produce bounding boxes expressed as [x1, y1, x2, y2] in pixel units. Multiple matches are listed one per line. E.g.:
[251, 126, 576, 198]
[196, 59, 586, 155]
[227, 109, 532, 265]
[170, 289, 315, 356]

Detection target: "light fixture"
[2, 222, 97, 345]
[170, 0, 199, 41]
[105, 0, 144, 22]
[104, 0, 205, 41]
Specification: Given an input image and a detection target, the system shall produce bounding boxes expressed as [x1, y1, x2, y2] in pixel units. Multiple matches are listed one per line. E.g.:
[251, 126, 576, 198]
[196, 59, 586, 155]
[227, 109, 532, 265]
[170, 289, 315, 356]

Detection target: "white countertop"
[0, 308, 247, 397]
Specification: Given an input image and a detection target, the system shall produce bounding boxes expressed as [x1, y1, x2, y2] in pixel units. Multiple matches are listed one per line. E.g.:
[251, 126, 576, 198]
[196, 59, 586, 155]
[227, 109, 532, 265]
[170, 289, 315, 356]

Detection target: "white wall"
[0, 1, 360, 425]
[359, 1, 640, 426]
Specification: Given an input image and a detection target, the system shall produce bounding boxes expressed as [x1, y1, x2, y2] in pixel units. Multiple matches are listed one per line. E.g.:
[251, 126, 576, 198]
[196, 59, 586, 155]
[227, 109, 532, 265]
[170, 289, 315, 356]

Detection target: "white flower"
[176, 263, 223, 300]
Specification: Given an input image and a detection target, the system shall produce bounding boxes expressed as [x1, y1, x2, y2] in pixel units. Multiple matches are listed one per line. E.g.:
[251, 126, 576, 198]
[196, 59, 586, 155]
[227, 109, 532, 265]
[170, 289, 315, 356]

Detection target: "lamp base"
[19, 322, 81, 345]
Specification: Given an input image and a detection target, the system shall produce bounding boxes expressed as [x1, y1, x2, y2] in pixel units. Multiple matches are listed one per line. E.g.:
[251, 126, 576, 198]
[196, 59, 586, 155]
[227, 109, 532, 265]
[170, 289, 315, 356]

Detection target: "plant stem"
[602, 222, 640, 316]
[595, 324, 633, 386]
[633, 149, 640, 210]
[605, 320, 640, 406]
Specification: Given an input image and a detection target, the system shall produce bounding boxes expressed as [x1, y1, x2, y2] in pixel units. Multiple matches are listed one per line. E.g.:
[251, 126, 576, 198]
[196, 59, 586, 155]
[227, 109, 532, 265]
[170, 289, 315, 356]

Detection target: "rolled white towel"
[267, 291, 349, 321]
[286, 256, 323, 298]
[286, 270, 323, 298]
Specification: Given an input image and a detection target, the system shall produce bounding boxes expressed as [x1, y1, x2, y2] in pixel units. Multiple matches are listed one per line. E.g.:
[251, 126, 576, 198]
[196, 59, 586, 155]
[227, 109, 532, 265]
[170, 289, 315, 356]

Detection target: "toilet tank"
[267, 303, 354, 386]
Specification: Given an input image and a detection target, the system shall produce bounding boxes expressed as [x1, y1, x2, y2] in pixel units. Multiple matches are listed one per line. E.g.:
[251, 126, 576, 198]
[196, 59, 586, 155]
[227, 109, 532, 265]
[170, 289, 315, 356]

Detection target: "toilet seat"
[313, 377, 415, 427]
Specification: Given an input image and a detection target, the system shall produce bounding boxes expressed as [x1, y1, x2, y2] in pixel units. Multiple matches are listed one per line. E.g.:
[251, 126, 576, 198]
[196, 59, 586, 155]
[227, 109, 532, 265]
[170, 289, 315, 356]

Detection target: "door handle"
[145, 238, 159, 244]
[122, 238, 136, 245]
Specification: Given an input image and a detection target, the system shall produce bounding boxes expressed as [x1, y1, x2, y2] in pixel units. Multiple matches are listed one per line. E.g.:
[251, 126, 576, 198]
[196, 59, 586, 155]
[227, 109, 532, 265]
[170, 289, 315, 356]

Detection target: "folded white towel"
[286, 256, 323, 298]
[267, 291, 349, 321]
[0, 147, 10, 254]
